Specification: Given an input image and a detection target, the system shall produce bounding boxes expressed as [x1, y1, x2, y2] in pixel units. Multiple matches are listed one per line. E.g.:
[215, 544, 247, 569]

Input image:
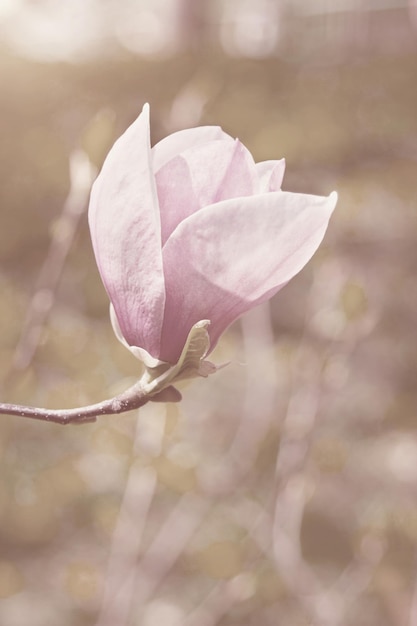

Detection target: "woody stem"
[0, 381, 150, 425]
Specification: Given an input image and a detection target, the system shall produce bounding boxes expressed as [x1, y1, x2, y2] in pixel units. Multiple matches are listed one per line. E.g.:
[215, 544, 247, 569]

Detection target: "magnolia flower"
[88, 104, 336, 396]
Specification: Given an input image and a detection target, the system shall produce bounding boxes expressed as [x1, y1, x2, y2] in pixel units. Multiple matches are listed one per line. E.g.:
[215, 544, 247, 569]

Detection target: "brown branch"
[0, 382, 180, 425]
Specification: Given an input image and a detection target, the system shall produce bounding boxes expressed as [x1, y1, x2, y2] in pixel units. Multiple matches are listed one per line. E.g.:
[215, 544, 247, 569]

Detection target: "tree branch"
[0, 382, 180, 425]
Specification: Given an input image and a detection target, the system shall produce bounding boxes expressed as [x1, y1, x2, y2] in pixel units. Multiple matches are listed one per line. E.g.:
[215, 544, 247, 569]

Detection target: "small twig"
[409, 560, 417, 626]
[0, 381, 164, 425]
[10, 149, 96, 374]
[95, 403, 166, 626]
[132, 493, 210, 606]
[96, 460, 158, 626]
[185, 575, 254, 626]
[96, 434, 209, 625]
[230, 302, 277, 468]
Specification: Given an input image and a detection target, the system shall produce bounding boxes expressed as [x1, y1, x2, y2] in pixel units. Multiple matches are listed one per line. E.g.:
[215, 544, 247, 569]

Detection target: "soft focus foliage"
[1, 4, 417, 625]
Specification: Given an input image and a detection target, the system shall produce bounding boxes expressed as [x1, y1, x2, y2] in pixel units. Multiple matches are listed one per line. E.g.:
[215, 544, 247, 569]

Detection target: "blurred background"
[0, 1, 417, 624]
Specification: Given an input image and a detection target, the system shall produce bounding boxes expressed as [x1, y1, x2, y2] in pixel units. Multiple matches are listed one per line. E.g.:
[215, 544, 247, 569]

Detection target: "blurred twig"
[9, 149, 96, 375]
[95, 456, 158, 626]
[185, 574, 255, 626]
[271, 264, 385, 625]
[131, 492, 209, 605]
[230, 302, 277, 470]
[198, 302, 278, 496]
[96, 403, 209, 624]
[409, 568, 417, 626]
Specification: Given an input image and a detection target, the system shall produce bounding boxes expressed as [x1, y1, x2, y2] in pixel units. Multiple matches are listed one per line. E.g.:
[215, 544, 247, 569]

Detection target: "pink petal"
[256, 159, 286, 192]
[156, 139, 258, 244]
[88, 104, 165, 357]
[152, 125, 234, 172]
[155, 155, 200, 246]
[159, 191, 337, 363]
[181, 139, 258, 207]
